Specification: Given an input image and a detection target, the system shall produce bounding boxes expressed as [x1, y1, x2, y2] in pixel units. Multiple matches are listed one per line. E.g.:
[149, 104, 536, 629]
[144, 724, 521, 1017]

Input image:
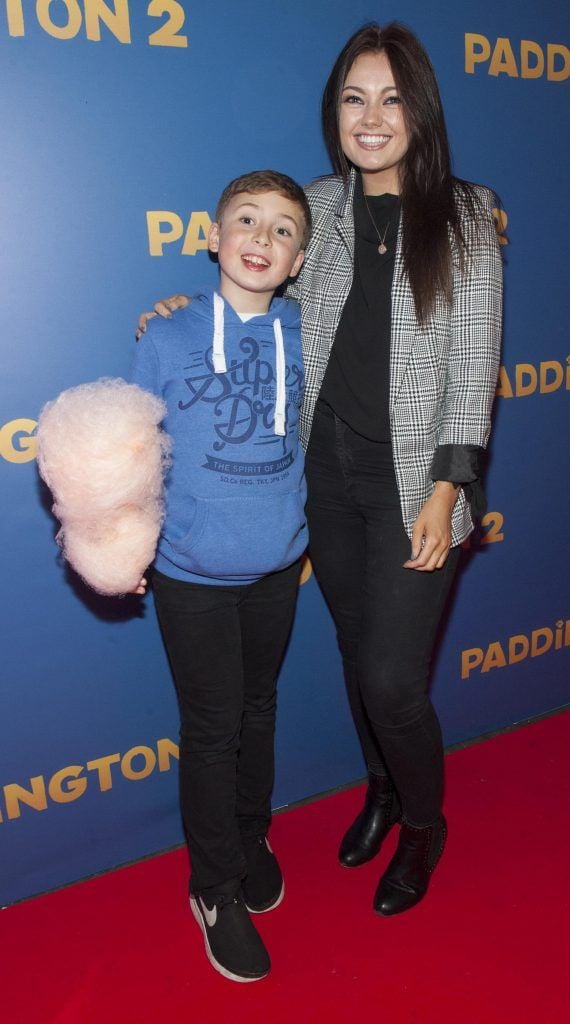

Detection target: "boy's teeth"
[244, 255, 269, 265]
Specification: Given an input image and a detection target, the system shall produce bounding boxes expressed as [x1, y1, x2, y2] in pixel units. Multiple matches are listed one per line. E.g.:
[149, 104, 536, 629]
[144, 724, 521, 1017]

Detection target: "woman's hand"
[136, 294, 191, 339]
[403, 482, 459, 572]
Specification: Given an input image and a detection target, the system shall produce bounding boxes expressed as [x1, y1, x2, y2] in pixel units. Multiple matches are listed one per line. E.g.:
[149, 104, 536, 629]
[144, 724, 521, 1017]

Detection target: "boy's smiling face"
[208, 190, 305, 313]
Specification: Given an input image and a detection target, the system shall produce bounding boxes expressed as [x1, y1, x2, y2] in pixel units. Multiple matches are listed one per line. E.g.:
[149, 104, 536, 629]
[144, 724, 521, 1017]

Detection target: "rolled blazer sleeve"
[430, 189, 503, 516]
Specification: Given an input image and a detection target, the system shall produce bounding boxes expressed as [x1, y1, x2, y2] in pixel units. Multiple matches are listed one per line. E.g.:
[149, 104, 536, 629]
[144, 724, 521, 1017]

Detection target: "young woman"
[139, 22, 503, 916]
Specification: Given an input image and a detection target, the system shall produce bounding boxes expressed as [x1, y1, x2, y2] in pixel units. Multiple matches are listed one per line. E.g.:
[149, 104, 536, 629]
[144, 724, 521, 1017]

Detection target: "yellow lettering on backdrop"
[497, 361, 570, 398]
[84, 0, 131, 44]
[492, 207, 508, 245]
[121, 745, 157, 780]
[0, 419, 38, 463]
[148, 0, 188, 48]
[156, 738, 179, 772]
[540, 361, 564, 394]
[521, 40, 544, 79]
[0, 739, 182, 823]
[481, 641, 507, 673]
[461, 619, 570, 681]
[465, 34, 568, 82]
[461, 648, 484, 680]
[495, 367, 513, 399]
[531, 628, 553, 658]
[515, 364, 537, 397]
[547, 44, 570, 82]
[3, 777, 48, 821]
[48, 766, 88, 803]
[479, 511, 504, 546]
[489, 38, 518, 78]
[300, 555, 313, 585]
[182, 212, 211, 256]
[87, 753, 121, 790]
[36, 0, 82, 40]
[465, 33, 491, 74]
[508, 635, 529, 665]
[461, 511, 505, 551]
[147, 211, 184, 255]
[5, 0, 25, 35]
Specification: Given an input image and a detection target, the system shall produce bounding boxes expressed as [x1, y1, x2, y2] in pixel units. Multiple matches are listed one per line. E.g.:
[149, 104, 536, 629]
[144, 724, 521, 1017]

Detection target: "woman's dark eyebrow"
[341, 84, 397, 94]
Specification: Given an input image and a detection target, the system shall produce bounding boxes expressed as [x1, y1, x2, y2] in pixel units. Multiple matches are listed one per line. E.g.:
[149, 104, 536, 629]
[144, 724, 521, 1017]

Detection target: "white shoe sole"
[245, 879, 285, 915]
[189, 897, 269, 983]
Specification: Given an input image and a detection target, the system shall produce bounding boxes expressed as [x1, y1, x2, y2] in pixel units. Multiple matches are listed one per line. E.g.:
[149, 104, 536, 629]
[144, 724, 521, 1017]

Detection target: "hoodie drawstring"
[211, 295, 286, 437]
[272, 318, 286, 437]
[212, 292, 227, 374]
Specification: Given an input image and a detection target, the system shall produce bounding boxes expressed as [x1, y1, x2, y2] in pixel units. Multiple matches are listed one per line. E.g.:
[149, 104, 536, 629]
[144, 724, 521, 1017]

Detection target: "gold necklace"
[362, 191, 392, 255]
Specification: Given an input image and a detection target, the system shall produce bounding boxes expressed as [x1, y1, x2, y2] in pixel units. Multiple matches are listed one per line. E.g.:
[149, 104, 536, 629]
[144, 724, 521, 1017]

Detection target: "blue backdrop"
[1, 0, 568, 906]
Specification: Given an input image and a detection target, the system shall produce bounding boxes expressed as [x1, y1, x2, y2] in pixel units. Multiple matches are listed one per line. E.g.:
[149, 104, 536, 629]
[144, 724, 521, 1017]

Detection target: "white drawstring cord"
[273, 318, 286, 436]
[212, 295, 285, 437]
[212, 292, 227, 373]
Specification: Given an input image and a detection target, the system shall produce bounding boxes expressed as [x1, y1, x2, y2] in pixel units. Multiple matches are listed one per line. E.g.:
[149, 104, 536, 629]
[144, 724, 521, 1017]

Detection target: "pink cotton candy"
[37, 378, 171, 596]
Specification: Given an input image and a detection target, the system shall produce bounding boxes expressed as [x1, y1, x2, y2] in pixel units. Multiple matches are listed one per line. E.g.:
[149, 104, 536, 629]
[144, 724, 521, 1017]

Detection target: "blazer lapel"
[389, 217, 418, 412]
[333, 170, 356, 259]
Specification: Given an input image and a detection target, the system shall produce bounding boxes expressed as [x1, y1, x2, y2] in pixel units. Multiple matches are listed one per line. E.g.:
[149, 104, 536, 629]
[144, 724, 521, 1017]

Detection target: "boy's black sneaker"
[190, 891, 270, 983]
[242, 835, 284, 914]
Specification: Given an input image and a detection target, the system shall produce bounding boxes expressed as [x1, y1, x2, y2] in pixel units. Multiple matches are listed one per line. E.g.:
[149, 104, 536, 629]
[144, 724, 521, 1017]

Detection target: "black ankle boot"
[339, 774, 401, 868]
[373, 815, 447, 916]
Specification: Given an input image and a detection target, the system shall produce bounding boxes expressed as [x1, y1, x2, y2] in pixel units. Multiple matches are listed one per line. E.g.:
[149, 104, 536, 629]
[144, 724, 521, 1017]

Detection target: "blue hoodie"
[130, 289, 307, 585]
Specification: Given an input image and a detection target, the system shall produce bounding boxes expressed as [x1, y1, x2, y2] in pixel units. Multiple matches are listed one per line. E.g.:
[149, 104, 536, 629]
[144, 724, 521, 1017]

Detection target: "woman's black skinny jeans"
[305, 401, 460, 826]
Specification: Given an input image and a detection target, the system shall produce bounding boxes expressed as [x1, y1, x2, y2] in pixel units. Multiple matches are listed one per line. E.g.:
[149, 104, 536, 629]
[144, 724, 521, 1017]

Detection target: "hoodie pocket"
[170, 489, 307, 579]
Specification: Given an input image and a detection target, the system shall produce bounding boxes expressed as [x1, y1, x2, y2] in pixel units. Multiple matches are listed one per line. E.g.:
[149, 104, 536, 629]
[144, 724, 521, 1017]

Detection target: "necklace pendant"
[378, 242, 387, 255]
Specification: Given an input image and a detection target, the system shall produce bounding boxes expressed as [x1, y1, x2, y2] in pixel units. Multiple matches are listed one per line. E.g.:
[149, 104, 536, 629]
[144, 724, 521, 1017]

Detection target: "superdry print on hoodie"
[130, 289, 308, 585]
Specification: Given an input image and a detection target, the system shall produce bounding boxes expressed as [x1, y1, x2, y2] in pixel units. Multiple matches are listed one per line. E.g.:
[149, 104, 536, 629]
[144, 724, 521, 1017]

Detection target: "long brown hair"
[322, 22, 479, 324]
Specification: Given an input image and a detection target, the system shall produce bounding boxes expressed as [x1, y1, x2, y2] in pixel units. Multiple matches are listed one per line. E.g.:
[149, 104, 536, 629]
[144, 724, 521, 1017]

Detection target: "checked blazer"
[287, 170, 503, 546]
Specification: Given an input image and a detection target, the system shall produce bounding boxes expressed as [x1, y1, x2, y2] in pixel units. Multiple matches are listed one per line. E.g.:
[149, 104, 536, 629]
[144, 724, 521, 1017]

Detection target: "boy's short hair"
[215, 170, 312, 250]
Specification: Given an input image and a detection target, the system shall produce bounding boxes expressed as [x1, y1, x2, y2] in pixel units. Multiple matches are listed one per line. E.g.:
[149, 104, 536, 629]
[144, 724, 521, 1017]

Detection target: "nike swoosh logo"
[200, 897, 217, 928]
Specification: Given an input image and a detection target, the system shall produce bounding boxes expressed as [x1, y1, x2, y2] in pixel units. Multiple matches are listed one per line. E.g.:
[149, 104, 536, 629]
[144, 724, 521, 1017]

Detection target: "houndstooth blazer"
[287, 170, 503, 545]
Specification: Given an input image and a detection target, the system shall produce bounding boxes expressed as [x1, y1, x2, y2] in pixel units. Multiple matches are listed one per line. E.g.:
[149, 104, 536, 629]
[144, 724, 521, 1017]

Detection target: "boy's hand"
[136, 294, 191, 340]
[131, 577, 148, 595]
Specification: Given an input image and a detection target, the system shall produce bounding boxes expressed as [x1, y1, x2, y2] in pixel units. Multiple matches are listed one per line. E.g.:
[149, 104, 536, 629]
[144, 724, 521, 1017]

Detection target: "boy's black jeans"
[152, 560, 301, 898]
[305, 401, 460, 826]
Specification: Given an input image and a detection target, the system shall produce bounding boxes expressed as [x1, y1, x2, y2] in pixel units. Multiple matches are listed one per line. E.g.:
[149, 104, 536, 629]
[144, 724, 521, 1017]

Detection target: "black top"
[319, 175, 401, 442]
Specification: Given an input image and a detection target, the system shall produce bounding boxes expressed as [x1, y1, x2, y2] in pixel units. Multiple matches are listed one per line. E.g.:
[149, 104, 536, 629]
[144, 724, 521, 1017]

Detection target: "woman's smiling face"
[339, 50, 409, 195]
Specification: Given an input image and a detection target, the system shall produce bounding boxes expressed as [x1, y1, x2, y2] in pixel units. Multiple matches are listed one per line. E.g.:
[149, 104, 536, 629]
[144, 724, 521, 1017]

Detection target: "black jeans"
[152, 560, 301, 897]
[305, 401, 460, 826]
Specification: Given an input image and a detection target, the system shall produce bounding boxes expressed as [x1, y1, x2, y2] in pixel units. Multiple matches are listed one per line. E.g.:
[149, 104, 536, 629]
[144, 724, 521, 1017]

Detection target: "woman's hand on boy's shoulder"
[136, 295, 191, 340]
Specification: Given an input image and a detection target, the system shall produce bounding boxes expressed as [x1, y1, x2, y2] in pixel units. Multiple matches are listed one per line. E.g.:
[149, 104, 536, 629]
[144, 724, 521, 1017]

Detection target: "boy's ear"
[208, 221, 220, 253]
[289, 250, 305, 279]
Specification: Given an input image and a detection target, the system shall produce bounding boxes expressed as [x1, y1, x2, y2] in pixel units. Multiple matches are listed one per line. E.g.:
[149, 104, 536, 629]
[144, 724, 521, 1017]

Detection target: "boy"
[130, 170, 311, 983]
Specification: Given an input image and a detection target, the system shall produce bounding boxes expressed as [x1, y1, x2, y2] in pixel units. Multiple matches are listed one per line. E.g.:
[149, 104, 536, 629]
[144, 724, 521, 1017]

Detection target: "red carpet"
[2, 711, 569, 1024]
